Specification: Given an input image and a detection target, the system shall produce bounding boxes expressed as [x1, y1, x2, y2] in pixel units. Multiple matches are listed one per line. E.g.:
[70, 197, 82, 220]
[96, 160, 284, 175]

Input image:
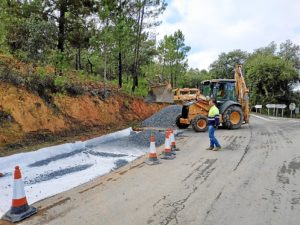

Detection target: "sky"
[156, 0, 300, 70]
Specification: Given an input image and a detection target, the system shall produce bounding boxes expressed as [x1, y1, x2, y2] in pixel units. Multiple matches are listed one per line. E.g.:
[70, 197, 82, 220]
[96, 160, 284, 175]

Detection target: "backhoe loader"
[176, 65, 250, 132]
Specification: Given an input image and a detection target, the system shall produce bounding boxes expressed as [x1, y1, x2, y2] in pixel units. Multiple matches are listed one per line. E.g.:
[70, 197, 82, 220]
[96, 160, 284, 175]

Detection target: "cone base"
[145, 159, 160, 165]
[2, 205, 37, 223]
[172, 147, 180, 151]
[161, 154, 176, 160]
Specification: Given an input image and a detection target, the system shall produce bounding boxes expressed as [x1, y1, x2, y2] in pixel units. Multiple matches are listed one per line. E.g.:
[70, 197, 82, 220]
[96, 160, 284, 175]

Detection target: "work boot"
[213, 147, 221, 151]
[206, 146, 214, 150]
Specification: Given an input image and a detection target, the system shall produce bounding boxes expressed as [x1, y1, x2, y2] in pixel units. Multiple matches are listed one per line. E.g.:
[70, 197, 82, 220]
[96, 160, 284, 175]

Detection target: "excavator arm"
[234, 65, 250, 123]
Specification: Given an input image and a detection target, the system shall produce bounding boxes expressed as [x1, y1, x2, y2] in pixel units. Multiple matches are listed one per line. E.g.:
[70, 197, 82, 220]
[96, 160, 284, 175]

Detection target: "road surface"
[10, 115, 300, 225]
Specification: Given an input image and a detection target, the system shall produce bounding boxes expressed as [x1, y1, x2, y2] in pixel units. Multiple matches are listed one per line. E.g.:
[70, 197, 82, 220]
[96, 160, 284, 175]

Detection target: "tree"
[253, 41, 277, 56]
[209, 49, 249, 79]
[43, 0, 98, 53]
[131, 0, 167, 92]
[2, 0, 56, 62]
[158, 30, 190, 88]
[97, 0, 136, 88]
[245, 54, 299, 106]
[278, 40, 300, 70]
[179, 68, 211, 88]
[0, 1, 8, 52]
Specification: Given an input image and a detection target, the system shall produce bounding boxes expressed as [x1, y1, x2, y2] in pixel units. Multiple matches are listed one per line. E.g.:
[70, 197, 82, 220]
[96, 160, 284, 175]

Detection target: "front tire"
[222, 105, 243, 129]
[191, 115, 208, 132]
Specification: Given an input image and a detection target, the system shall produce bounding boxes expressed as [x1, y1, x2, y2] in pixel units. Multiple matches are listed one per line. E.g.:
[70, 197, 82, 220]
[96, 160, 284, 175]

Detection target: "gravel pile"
[129, 130, 165, 148]
[141, 105, 182, 128]
[127, 105, 184, 148]
[98, 130, 165, 150]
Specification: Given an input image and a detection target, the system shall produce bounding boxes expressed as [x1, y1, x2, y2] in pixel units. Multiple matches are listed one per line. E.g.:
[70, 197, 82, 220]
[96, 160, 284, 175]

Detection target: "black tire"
[175, 114, 190, 129]
[222, 105, 243, 129]
[191, 115, 208, 132]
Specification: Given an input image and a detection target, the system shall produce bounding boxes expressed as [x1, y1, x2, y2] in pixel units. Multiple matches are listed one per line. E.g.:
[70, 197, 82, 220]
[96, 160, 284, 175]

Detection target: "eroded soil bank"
[0, 82, 166, 156]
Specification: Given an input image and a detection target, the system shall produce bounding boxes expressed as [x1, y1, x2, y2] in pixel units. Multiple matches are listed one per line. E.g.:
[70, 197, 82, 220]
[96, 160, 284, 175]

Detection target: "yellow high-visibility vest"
[208, 105, 219, 117]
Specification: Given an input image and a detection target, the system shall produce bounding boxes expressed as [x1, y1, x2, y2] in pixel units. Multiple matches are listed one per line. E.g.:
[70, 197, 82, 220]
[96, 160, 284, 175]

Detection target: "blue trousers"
[208, 125, 221, 148]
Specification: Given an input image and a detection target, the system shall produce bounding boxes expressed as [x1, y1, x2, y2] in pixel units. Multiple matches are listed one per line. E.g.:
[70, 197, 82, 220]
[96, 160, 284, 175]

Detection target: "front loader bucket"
[145, 84, 174, 103]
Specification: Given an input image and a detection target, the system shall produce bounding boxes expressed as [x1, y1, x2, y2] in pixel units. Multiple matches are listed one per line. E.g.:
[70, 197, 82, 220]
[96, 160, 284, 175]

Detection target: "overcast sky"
[156, 0, 300, 70]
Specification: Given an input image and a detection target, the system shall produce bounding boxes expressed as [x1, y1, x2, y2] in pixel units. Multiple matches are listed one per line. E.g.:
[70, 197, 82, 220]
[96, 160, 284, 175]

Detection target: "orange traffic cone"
[146, 135, 160, 165]
[0, 171, 4, 177]
[2, 166, 37, 223]
[161, 131, 175, 160]
[170, 128, 180, 151]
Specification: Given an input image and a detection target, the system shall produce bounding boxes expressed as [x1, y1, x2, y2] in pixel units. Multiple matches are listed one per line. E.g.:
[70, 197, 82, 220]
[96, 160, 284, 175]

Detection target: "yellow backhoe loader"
[176, 65, 250, 132]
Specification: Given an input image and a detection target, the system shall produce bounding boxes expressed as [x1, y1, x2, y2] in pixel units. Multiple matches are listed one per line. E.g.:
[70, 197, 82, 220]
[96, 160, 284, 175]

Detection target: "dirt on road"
[7, 114, 300, 225]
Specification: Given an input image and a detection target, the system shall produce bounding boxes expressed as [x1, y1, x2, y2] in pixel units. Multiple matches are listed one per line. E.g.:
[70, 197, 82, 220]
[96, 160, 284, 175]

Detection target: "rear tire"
[176, 114, 190, 129]
[222, 105, 243, 129]
[191, 115, 208, 132]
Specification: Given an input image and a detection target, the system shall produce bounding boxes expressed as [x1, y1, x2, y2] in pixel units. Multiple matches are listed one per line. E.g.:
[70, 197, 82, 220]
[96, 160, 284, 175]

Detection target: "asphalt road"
[14, 114, 300, 225]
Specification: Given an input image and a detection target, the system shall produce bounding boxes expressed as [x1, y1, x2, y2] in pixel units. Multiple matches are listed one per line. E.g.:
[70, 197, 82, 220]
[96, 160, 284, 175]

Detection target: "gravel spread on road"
[24, 105, 181, 184]
[25, 164, 93, 185]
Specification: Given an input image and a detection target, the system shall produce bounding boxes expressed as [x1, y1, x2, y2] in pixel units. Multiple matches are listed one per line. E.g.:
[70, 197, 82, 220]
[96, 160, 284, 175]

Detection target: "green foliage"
[158, 30, 190, 88]
[2, 0, 299, 109]
[278, 40, 300, 70]
[209, 49, 249, 79]
[0, 1, 8, 52]
[245, 54, 299, 106]
[179, 69, 212, 88]
[123, 100, 129, 108]
[48, 50, 70, 73]
[115, 77, 149, 97]
[54, 76, 67, 89]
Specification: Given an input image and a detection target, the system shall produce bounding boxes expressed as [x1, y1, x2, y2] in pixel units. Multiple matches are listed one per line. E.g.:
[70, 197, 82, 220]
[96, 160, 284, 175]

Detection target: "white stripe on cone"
[165, 132, 171, 151]
[149, 141, 156, 154]
[13, 179, 26, 200]
[170, 131, 175, 145]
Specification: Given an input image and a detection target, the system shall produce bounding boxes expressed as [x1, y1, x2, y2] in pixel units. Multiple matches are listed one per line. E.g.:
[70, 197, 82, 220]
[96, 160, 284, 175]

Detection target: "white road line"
[251, 114, 272, 121]
[251, 114, 300, 123]
[288, 120, 300, 123]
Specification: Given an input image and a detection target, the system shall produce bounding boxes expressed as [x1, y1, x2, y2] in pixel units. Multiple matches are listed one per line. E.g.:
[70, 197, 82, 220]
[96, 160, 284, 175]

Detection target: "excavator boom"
[234, 65, 250, 123]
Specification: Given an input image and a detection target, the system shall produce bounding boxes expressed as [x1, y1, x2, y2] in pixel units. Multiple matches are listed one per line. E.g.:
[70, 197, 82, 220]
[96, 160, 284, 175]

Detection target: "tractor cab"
[200, 79, 237, 105]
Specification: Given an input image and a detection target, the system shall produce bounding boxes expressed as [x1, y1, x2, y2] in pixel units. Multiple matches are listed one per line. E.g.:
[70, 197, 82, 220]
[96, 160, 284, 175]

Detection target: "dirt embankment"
[0, 82, 166, 156]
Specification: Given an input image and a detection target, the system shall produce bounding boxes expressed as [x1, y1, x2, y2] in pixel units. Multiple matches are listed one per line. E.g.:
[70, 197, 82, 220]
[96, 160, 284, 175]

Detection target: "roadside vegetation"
[0, 0, 299, 111]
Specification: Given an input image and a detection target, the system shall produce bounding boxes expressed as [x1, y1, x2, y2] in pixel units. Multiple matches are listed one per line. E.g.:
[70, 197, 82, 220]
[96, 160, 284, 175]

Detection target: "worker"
[217, 84, 225, 99]
[206, 98, 221, 151]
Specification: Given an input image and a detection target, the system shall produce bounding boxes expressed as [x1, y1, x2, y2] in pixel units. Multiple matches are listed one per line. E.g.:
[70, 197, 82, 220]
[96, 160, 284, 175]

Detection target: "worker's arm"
[214, 114, 220, 128]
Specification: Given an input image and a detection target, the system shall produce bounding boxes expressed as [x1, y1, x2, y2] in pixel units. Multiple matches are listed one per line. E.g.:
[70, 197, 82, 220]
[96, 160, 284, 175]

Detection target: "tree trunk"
[170, 62, 173, 88]
[174, 62, 179, 88]
[57, 1, 66, 53]
[87, 58, 93, 74]
[118, 51, 122, 88]
[162, 58, 165, 76]
[132, 0, 146, 92]
[103, 18, 109, 99]
[78, 47, 82, 70]
[57, 1, 66, 76]
[75, 48, 82, 71]
[76, 53, 78, 70]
